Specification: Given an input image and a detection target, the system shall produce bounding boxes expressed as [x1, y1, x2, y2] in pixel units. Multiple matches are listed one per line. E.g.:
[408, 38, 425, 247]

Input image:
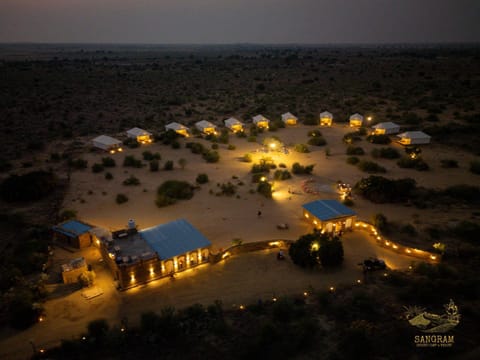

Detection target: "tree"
[318, 236, 344, 268]
[288, 233, 319, 268]
[0, 170, 58, 202]
[178, 158, 187, 170]
[196, 173, 209, 184]
[257, 181, 272, 198]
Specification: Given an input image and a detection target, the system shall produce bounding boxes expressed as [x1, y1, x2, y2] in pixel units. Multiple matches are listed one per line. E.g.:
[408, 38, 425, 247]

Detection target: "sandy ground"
[1, 124, 477, 359]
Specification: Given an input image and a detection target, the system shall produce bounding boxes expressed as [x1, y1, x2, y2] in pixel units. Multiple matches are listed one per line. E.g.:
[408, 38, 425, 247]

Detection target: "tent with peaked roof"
[252, 114, 270, 129]
[397, 131, 431, 145]
[165, 122, 189, 137]
[320, 111, 333, 126]
[281, 112, 298, 125]
[92, 135, 123, 153]
[372, 122, 400, 135]
[195, 120, 216, 135]
[224, 117, 244, 132]
[126, 127, 153, 143]
[349, 113, 364, 127]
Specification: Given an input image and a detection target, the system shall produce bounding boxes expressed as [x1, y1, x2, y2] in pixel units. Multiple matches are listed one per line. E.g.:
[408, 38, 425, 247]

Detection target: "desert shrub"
[142, 151, 161, 161]
[307, 130, 322, 137]
[318, 236, 344, 268]
[0, 171, 58, 202]
[69, 158, 88, 169]
[279, 163, 287, 168]
[354, 176, 416, 203]
[440, 159, 458, 168]
[123, 175, 140, 186]
[91, 163, 104, 173]
[211, 143, 219, 150]
[347, 156, 360, 165]
[372, 213, 388, 232]
[123, 138, 139, 148]
[251, 162, 271, 173]
[227, 144, 236, 150]
[116, 193, 128, 204]
[220, 182, 237, 196]
[450, 220, 480, 242]
[247, 135, 257, 142]
[343, 132, 362, 144]
[443, 185, 480, 203]
[397, 157, 429, 171]
[164, 160, 174, 170]
[342, 198, 354, 206]
[292, 162, 314, 175]
[366, 134, 391, 144]
[105, 172, 113, 180]
[149, 160, 159, 172]
[294, 144, 310, 153]
[218, 129, 230, 144]
[400, 224, 417, 236]
[274, 170, 292, 180]
[101, 157, 116, 167]
[257, 181, 272, 198]
[196, 173, 209, 184]
[307, 137, 327, 146]
[371, 147, 400, 159]
[346, 146, 365, 155]
[0, 158, 13, 172]
[470, 160, 480, 174]
[123, 155, 142, 168]
[186, 142, 205, 154]
[156, 180, 194, 207]
[171, 140, 181, 149]
[242, 153, 253, 162]
[303, 114, 318, 125]
[203, 150, 220, 163]
[357, 160, 386, 174]
[59, 209, 77, 221]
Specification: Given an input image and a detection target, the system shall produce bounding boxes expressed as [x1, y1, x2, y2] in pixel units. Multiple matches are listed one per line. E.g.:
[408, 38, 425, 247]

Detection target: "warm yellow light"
[362, 224, 367, 228]
[118, 148, 123, 152]
[222, 252, 230, 259]
[329, 286, 335, 292]
[130, 273, 135, 282]
[108, 253, 115, 259]
[367, 116, 372, 121]
[430, 255, 437, 260]
[38, 316, 45, 322]
[313, 220, 318, 225]
[269, 143, 276, 149]
[260, 176, 266, 182]
[303, 292, 308, 296]
[383, 273, 388, 277]
[305, 213, 309, 218]
[96, 239, 100, 245]
[406, 249, 411, 254]
[149, 267, 155, 275]
[311, 242, 319, 251]
[376, 236, 381, 240]
[110, 150, 115, 154]
[239, 305, 245, 310]
[355, 223, 360, 227]
[357, 279, 361, 284]
[272, 297, 277, 302]
[269, 241, 280, 247]
[385, 241, 390, 246]
[392, 245, 398, 249]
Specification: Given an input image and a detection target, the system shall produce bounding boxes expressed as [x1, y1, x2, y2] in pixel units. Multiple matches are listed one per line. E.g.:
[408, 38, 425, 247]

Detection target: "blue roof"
[140, 219, 211, 260]
[302, 200, 356, 221]
[53, 220, 93, 238]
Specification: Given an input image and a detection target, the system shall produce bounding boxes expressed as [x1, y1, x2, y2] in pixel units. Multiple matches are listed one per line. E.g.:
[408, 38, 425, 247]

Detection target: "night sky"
[0, 0, 479, 44]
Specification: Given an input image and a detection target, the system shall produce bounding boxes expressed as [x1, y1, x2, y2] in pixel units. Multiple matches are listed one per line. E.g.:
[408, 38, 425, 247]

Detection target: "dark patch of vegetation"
[371, 147, 400, 159]
[0, 171, 58, 202]
[163, 160, 174, 170]
[69, 158, 88, 170]
[196, 173, 209, 184]
[123, 175, 140, 186]
[357, 160, 387, 174]
[397, 157, 430, 171]
[257, 181, 272, 198]
[440, 159, 458, 168]
[354, 176, 417, 204]
[156, 180, 194, 207]
[366, 134, 391, 144]
[116, 193, 128, 204]
[149, 160, 159, 172]
[101, 157, 116, 167]
[91, 163, 104, 173]
[142, 151, 161, 161]
[470, 160, 480, 174]
[346, 156, 360, 165]
[289, 232, 344, 268]
[202, 150, 220, 163]
[294, 144, 310, 153]
[346, 146, 365, 155]
[123, 155, 143, 168]
[292, 162, 314, 175]
[273, 170, 292, 180]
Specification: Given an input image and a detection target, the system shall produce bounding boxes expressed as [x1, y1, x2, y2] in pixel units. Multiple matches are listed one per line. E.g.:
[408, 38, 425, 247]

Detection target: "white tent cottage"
[320, 111, 333, 126]
[165, 122, 189, 137]
[253, 114, 270, 129]
[349, 113, 364, 127]
[372, 122, 400, 135]
[92, 135, 123, 154]
[195, 120, 217, 135]
[224, 117, 244, 133]
[126, 127, 153, 144]
[281, 112, 298, 126]
[397, 131, 431, 145]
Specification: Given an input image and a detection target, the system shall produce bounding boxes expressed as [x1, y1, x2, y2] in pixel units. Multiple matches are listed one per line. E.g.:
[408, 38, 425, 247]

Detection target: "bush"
[347, 156, 360, 165]
[123, 175, 140, 186]
[142, 151, 161, 161]
[294, 143, 310, 153]
[366, 134, 391, 144]
[211, 143, 219, 150]
[156, 180, 194, 207]
[292, 162, 314, 175]
[220, 182, 237, 196]
[105, 172, 113, 180]
[440, 159, 458, 168]
[397, 157, 430, 171]
[149, 160, 159, 172]
[346, 146, 365, 155]
[257, 181, 273, 198]
[91, 163, 104, 173]
[318, 236, 344, 268]
[242, 153, 253, 162]
[373, 213, 388, 232]
[227, 144, 236, 150]
[123, 155, 143, 168]
[196, 173, 209, 184]
[203, 150, 220, 163]
[171, 140, 181, 149]
[307, 137, 327, 146]
[470, 160, 480, 174]
[274, 170, 292, 180]
[116, 193, 128, 204]
[357, 161, 386, 174]
[101, 157, 116, 167]
[59, 209, 77, 221]
[343, 132, 362, 144]
[247, 135, 257, 142]
[371, 147, 400, 159]
[69, 158, 88, 169]
[164, 160, 174, 170]
[186, 142, 205, 154]
[307, 130, 322, 137]
[354, 176, 417, 203]
[0, 171, 58, 202]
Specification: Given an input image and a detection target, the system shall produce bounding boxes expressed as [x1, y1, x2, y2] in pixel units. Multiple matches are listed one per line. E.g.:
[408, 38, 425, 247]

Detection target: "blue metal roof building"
[302, 200, 356, 221]
[140, 219, 211, 260]
[53, 220, 93, 238]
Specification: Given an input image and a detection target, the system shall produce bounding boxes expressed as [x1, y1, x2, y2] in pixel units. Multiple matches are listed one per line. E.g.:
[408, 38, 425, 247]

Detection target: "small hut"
[224, 117, 244, 133]
[165, 122, 189, 137]
[349, 113, 364, 127]
[253, 114, 270, 129]
[126, 127, 153, 144]
[397, 131, 431, 145]
[281, 112, 298, 126]
[53, 220, 94, 249]
[302, 200, 357, 234]
[372, 122, 400, 135]
[320, 111, 333, 126]
[92, 135, 123, 154]
[195, 120, 217, 135]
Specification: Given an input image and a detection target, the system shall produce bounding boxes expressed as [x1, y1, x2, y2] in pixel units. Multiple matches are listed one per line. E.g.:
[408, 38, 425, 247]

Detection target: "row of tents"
[92, 112, 430, 153]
